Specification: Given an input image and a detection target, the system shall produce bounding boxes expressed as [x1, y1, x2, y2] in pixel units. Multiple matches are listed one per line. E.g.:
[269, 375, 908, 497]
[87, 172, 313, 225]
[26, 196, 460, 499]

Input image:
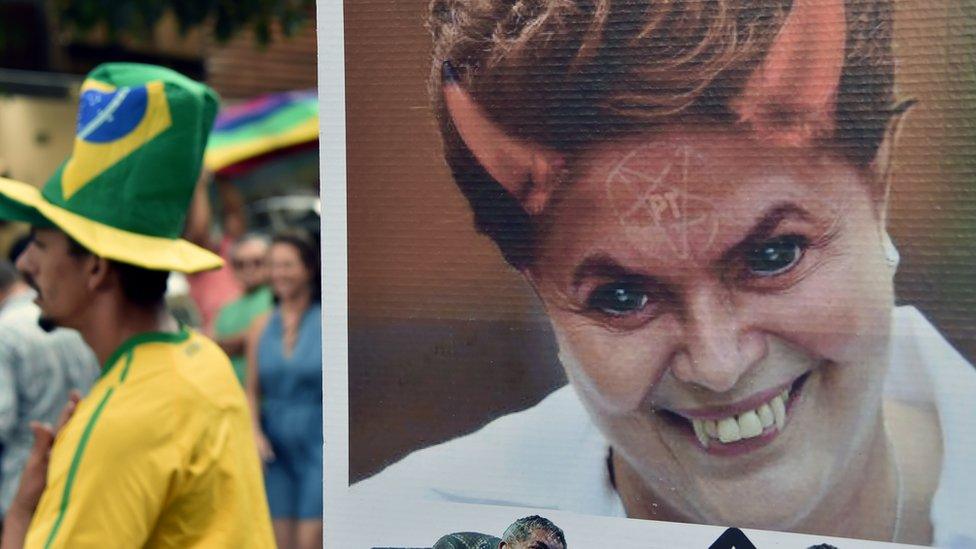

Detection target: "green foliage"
[53, 0, 315, 45]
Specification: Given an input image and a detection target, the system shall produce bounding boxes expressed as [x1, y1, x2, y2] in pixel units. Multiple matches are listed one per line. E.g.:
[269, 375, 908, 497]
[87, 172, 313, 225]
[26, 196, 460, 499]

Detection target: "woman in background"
[247, 230, 322, 549]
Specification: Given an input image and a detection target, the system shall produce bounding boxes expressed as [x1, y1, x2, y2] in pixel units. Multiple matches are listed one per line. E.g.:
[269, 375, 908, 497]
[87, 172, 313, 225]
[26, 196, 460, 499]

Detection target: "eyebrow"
[571, 201, 816, 285]
[572, 254, 637, 287]
[715, 202, 815, 267]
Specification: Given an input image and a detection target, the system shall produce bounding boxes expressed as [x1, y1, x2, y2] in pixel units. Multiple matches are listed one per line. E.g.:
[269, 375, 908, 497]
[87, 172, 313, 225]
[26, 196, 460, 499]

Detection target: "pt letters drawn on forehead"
[605, 144, 721, 261]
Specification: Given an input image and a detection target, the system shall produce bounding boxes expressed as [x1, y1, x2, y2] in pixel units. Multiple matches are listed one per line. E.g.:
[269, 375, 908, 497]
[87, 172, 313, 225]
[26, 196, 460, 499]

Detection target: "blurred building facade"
[0, 3, 316, 187]
[0, 3, 318, 328]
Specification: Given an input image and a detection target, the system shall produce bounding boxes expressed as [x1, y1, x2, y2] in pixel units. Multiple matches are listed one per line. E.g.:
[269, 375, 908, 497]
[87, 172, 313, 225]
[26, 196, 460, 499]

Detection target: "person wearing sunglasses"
[214, 233, 274, 385]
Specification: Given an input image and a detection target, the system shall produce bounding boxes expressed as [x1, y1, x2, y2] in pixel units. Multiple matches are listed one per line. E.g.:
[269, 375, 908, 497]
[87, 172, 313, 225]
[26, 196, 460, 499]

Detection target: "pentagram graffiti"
[605, 144, 720, 260]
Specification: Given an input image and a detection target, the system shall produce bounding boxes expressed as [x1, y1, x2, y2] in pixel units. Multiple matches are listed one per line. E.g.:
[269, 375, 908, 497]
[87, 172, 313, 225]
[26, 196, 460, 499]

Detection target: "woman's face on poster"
[527, 126, 897, 527]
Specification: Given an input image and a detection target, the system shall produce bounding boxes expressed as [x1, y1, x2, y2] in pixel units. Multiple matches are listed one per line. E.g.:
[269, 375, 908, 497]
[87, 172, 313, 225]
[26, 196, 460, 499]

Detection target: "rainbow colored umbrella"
[204, 89, 318, 174]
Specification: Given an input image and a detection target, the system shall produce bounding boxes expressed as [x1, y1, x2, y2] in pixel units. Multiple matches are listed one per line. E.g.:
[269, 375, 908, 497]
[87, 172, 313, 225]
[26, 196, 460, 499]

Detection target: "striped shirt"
[0, 290, 98, 517]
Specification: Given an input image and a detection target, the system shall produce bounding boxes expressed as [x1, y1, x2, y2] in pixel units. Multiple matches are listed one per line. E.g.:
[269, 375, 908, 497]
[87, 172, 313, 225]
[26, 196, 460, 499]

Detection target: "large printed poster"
[328, 0, 976, 546]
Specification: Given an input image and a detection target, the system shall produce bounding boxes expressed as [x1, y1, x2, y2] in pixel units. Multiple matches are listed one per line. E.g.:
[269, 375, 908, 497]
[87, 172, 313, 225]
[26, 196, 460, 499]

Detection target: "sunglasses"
[232, 258, 266, 269]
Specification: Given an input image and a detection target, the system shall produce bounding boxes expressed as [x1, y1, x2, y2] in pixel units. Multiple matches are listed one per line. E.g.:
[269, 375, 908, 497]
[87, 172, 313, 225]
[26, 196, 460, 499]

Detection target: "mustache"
[22, 272, 56, 332]
[20, 271, 40, 296]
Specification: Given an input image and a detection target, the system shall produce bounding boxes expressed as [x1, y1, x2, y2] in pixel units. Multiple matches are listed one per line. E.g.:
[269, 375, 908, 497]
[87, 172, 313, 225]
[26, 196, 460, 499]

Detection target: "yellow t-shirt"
[24, 327, 275, 548]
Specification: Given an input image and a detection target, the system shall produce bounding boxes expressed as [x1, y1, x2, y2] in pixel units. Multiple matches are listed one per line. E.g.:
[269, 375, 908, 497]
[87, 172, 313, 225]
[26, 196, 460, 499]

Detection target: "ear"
[442, 62, 565, 215]
[872, 100, 915, 225]
[731, 0, 846, 146]
[86, 255, 111, 292]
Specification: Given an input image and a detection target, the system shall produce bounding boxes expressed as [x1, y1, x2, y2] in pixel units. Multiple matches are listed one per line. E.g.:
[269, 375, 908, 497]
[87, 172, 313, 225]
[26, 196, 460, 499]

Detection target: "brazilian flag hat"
[0, 63, 223, 273]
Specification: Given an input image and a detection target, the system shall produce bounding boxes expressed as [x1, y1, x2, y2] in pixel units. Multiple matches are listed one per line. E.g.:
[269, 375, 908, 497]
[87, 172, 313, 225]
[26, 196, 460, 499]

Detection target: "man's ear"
[442, 62, 565, 215]
[871, 100, 916, 225]
[86, 255, 111, 292]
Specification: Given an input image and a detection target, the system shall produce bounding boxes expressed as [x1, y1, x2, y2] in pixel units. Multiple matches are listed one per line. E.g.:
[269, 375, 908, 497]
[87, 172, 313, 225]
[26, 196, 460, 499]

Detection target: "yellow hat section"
[0, 178, 222, 273]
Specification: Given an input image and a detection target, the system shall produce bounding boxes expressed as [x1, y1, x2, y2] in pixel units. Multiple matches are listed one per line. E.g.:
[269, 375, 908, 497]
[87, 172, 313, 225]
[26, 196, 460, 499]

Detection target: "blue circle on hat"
[76, 86, 149, 144]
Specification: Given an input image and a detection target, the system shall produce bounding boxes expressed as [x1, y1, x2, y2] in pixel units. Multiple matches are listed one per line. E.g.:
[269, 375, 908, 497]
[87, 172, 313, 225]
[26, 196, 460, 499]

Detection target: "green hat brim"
[0, 177, 222, 273]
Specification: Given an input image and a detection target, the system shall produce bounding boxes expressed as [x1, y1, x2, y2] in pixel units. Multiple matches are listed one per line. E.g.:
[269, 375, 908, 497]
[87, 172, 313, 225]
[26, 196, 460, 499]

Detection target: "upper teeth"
[691, 389, 790, 448]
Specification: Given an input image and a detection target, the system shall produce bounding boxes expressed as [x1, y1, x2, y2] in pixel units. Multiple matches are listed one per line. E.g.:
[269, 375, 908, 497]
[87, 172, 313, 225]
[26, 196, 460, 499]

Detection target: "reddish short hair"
[427, 0, 896, 269]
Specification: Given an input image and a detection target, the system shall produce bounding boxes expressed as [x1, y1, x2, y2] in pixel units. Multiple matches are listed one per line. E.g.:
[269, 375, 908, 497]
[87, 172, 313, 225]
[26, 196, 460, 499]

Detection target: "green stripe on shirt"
[43, 345, 137, 547]
[43, 385, 115, 549]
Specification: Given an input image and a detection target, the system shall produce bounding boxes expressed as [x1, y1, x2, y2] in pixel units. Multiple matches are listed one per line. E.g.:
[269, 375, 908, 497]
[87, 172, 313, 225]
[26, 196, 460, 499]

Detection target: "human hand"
[4, 391, 79, 535]
[12, 392, 80, 512]
[254, 429, 276, 463]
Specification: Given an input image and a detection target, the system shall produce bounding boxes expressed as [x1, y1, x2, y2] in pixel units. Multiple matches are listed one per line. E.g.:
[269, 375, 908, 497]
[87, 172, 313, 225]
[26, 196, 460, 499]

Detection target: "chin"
[692, 442, 840, 530]
[271, 283, 293, 297]
[607, 364, 885, 532]
[606, 428, 843, 532]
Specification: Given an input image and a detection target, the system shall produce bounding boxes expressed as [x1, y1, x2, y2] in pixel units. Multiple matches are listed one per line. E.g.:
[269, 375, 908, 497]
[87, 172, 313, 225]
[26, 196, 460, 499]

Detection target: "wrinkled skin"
[526, 127, 897, 531]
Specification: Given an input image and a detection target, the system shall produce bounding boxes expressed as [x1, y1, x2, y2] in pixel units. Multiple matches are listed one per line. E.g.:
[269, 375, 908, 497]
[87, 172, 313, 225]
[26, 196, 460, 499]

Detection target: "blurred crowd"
[0, 199, 323, 546]
[182, 171, 324, 548]
[0, 66, 323, 549]
[0, 150, 321, 547]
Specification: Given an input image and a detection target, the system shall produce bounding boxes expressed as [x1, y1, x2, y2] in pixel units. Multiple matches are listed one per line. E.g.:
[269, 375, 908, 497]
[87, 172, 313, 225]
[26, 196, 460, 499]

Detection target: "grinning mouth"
[661, 372, 812, 454]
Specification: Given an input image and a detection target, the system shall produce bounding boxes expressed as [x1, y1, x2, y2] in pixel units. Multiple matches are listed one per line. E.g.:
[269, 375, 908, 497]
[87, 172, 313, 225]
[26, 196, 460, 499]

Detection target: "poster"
[323, 0, 976, 546]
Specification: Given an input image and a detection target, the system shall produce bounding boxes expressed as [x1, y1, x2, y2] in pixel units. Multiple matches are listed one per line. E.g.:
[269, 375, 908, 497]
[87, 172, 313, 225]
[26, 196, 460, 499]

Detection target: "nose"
[670, 287, 767, 393]
[14, 242, 34, 275]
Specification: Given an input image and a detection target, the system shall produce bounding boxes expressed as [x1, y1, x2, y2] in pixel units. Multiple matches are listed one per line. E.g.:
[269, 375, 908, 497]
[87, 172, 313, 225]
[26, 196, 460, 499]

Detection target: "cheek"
[41, 262, 70, 298]
[552, 318, 676, 415]
[752, 247, 892, 363]
[44, 281, 59, 302]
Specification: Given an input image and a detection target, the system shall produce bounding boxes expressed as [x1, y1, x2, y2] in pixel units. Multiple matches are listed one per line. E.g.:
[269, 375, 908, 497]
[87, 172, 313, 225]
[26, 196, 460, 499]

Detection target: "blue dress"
[258, 302, 323, 519]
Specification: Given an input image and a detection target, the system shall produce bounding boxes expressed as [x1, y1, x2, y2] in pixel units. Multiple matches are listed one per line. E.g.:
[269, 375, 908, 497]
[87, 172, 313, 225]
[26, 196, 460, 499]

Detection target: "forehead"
[571, 128, 863, 209]
[524, 528, 563, 548]
[32, 227, 72, 248]
[270, 242, 301, 259]
[234, 239, 268, 257]
[537, 128, 871, 269]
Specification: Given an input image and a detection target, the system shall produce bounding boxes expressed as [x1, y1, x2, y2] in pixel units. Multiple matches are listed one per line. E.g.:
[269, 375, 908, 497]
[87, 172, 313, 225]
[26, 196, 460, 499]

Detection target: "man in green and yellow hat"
[0, 63, 275, 548]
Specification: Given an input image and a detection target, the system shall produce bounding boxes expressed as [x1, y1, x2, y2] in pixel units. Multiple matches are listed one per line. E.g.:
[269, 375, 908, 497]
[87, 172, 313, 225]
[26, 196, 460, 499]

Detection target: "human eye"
[585, 280, 650, 316]
[744, 234, 808, 277]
